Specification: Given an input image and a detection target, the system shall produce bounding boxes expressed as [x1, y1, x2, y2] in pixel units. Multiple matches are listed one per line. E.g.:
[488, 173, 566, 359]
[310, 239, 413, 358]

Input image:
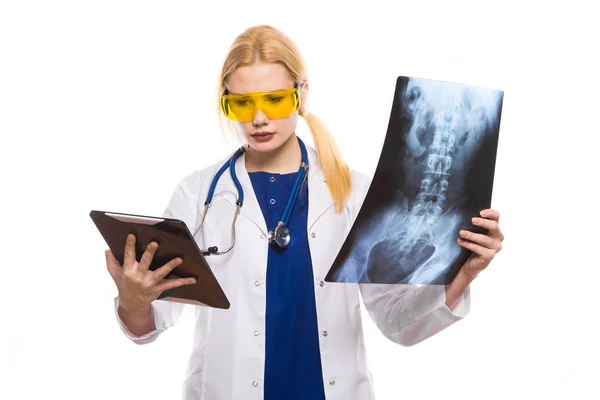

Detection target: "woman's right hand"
[105, 233, 197, 315]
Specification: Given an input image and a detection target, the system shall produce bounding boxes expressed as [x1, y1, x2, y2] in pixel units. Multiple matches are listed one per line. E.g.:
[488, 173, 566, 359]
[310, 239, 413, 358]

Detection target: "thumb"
[105, 249, 121, 282]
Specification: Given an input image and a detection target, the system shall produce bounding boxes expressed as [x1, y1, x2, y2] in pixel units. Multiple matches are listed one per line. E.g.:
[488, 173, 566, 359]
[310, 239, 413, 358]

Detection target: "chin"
[247, 134, 287, 153]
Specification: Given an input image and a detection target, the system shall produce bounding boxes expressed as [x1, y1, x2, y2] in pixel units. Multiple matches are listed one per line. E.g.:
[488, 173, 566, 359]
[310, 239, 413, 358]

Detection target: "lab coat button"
[260, 233, 266, 239]
[329, 380, 335, 386]
[319, 281, 325, 287]
[322, 330, 328, 337]
[254, 280, 260, 287]
[254, 330, 259, 336]
[252, 381, 259, 387]
[310, 232, 316, 238]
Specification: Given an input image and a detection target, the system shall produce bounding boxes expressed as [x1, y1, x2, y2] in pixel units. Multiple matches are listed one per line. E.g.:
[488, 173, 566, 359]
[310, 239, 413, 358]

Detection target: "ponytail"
[302, 111, 352, 214]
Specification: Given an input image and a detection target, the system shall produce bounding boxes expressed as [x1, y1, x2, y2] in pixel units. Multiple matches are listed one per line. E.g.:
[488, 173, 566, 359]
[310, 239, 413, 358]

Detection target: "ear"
[299, 81, 309, 111]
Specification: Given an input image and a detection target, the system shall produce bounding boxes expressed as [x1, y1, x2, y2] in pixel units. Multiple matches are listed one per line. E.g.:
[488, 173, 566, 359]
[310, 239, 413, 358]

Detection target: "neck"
[245, 134, 302, 174]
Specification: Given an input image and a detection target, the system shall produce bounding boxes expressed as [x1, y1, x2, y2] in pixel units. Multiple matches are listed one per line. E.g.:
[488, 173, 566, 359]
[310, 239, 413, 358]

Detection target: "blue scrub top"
[248, 170, 326, 400]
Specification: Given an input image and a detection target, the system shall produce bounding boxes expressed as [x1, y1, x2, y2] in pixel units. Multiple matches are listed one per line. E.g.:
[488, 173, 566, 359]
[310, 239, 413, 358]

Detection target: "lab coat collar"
[215, 143, 333, 235]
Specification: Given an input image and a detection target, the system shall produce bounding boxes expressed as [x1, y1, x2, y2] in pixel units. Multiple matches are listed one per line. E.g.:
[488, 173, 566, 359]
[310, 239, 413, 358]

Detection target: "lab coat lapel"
[306, 147, 333, 230]
[306, 146, 337, 282]
[215, 150, 268, 235]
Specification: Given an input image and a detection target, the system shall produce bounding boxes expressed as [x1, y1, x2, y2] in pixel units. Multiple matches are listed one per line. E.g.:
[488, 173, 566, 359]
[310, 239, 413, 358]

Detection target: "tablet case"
[90, 210, 230, 309]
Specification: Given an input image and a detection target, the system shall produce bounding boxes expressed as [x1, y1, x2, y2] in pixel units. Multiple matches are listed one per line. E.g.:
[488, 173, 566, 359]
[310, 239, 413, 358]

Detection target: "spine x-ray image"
[326, 76, 503, 285]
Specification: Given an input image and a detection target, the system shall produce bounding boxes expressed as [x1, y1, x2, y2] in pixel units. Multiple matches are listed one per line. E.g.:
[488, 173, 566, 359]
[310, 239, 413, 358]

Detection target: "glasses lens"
[221, 88, 299, 122]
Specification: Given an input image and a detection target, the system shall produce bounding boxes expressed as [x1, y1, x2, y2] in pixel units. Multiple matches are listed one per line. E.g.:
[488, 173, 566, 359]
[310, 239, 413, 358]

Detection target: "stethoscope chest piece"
[269, 222, 291, 249]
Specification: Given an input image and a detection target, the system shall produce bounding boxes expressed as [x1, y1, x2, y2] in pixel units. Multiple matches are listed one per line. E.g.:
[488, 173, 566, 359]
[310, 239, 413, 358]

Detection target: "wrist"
[117, 300, 156, 338]
[445, 268, 476, 309]
[118, 299, 152, 318]
[458, 267, 479, 283]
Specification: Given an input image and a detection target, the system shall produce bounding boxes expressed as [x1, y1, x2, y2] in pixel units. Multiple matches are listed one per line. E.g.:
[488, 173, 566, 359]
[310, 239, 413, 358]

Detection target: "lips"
[251, 131, 275, 142]
[252, 131, 275, 137]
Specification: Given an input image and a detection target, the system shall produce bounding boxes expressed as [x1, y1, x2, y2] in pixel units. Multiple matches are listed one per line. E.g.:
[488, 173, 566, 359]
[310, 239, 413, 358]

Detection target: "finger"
[479, 208, 500, 221]
[138, 241, 158, 271]
[105, 249, 121, 281]
[457, 238, 497, 263]
[459, 230, 502, 251]
[472, 217, 503, 239]
[155, 277, 197, 293]
[152, 257, 183, 283]
[124, 234, 136, 267]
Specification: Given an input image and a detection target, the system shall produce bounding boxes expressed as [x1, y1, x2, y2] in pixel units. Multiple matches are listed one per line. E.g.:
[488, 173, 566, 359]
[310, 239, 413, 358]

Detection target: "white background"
[1, 0, 599, 399]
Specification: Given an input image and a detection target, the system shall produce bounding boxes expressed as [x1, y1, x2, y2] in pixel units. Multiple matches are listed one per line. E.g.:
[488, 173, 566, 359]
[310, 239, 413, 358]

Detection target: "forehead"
[226, 62, 295, 94]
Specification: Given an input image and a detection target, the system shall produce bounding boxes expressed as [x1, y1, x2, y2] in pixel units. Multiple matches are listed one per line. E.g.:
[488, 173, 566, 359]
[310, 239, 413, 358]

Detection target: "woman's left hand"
[457, 208, 504, 279]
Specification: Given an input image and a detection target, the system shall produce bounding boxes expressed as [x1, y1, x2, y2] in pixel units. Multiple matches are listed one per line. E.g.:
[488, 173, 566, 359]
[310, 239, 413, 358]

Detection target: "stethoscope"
[193, 136, 309, 256]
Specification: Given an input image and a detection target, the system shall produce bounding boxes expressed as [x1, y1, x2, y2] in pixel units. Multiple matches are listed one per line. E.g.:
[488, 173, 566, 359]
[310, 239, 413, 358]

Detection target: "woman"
[106, 25, 504, 400]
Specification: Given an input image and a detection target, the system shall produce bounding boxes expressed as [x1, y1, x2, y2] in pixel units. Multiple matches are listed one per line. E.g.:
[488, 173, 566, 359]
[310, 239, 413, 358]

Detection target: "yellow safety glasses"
[220, 87, 301, 122]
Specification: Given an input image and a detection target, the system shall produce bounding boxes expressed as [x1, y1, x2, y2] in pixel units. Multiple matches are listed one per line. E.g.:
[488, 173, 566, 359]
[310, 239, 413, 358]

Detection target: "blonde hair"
[217, 25, 352, 214]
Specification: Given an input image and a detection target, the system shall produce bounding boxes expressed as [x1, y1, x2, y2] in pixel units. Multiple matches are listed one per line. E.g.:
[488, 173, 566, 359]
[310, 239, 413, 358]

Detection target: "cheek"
[237, 121, 255, 135]
[278, 114, 298, 135]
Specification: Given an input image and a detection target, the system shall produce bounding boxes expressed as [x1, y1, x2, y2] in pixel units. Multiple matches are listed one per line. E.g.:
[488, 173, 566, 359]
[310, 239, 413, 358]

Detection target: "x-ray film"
[325, 76, 503, 285]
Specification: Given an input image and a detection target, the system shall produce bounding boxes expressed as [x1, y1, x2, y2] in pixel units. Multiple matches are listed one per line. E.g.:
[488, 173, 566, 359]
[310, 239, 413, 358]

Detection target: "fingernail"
[150, 235, 161, 245]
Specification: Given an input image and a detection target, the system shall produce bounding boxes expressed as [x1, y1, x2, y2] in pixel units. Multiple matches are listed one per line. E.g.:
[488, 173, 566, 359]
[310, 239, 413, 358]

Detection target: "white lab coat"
[114, 145, 470, 400]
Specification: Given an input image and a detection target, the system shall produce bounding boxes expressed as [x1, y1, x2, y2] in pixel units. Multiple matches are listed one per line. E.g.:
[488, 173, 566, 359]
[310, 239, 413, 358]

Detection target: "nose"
[252, 108, 270, 126]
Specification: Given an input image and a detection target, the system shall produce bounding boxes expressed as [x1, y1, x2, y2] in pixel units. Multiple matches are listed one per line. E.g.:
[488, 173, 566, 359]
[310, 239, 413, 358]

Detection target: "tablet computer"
[90, 210, 230, 309]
